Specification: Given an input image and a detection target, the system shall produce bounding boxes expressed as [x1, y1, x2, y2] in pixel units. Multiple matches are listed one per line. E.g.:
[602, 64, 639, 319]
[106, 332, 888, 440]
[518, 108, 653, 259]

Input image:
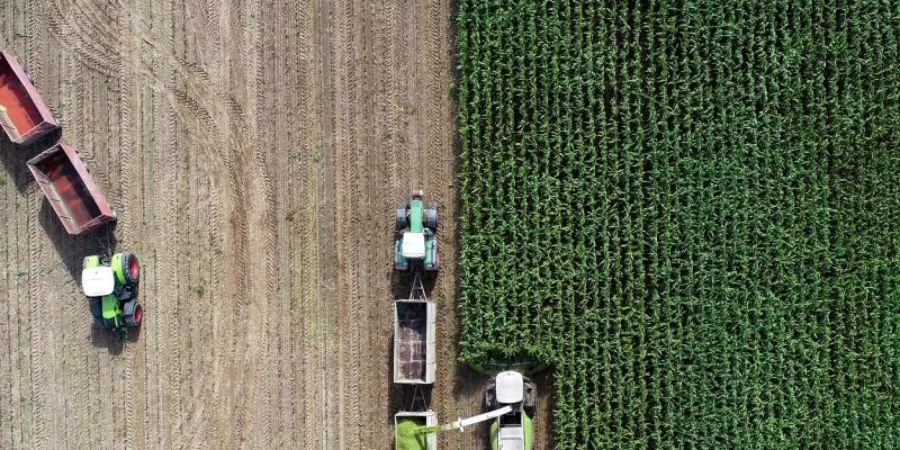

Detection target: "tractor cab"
[395, 190, 439, 272]
[488, 371, 536, 450]
[401, 231, 427, 259]
[82, 252, 143, 331]
[82, 266, 115, 297]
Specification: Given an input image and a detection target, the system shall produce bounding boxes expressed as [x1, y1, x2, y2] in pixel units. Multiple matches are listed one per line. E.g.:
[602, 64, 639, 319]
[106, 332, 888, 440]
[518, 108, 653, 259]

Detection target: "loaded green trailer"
[393, 371, 534, 449]
[395, 411, 438, 450]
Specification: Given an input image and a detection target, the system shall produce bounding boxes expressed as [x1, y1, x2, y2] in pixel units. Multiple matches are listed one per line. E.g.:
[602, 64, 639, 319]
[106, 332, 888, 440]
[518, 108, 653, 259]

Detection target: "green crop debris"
[457, 0, 900, 448]
[395, 419, 437, 450]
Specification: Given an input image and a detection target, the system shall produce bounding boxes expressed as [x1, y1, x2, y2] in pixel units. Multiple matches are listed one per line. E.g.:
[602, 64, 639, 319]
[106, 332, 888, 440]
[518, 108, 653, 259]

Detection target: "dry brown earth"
[0, 0, 553, 449]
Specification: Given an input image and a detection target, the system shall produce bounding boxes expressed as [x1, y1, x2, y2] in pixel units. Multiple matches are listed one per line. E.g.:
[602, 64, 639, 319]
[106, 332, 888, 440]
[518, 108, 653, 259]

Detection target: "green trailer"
[395, 411, 438, 450]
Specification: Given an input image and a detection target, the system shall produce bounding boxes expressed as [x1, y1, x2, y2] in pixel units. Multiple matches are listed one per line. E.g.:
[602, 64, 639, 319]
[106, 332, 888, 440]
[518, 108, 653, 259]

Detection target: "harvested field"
[0, 0, 554, 449]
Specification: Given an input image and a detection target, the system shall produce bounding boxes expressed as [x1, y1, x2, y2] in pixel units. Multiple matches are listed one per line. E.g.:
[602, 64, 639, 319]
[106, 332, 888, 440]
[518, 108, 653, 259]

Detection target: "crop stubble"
[0, 0, 530, 449]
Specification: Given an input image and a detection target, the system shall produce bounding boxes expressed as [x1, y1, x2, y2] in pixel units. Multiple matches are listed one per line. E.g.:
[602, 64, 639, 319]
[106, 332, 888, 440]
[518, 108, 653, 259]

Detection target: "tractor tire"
[119, 284, 137, 302]
[425, 205, 438, 231]
[430, 241, 439, 271]
[116, 252, 140, 286]
[395, 207, 408, 230]
[125, 304, 143, 327]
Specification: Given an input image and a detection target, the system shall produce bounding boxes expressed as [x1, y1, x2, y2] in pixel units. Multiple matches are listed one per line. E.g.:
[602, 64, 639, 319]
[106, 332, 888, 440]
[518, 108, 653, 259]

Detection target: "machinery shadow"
[0, 128, 61, 193]
[90, 326, 126, 355]
[387, 335, 401, 424]
[88, 294, 140, 355]
[40, 204, 118, 281]
[40, 208, 128, 353]
[443, 0, 490, 409]
[387, 269, 402, 424]
[389, 267, 438, 300]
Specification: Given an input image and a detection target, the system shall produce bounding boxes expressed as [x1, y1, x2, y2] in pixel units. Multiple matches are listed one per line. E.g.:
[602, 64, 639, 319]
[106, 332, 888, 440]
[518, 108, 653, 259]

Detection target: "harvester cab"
[486, 371, 536, 450]
[395, 190, 438, 272]
[82, 252, 142, 331]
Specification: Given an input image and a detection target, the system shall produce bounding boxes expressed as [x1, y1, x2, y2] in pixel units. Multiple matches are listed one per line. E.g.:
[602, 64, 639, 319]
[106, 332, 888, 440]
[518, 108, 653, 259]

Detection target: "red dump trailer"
[0, 51, 58, 144]
[27, 144, 115, 235]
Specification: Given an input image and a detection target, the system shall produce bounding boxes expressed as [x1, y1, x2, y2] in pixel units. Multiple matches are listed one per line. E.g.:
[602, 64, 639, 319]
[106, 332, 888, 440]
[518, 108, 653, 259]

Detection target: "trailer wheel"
[395, 207, 408, 230]
[125, 304, 143, 327]
[117, 252, 140, 285]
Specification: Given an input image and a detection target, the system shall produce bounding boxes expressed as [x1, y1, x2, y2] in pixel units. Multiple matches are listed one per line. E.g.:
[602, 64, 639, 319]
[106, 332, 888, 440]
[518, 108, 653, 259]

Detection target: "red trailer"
[0, 50, 59, 145]
[27, 144, 116, 235]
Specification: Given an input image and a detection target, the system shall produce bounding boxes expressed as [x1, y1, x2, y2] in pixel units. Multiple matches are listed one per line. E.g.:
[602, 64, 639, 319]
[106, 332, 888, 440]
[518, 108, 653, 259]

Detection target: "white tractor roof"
[499, 427, 525, 450]
[82, 267, 115, 297]
[495, 371, 525, 404]
[401, 232, 426, 259]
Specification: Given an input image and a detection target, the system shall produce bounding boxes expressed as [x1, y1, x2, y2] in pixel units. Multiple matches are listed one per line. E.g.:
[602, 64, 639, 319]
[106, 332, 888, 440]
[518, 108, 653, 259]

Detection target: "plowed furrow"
[26, 168, 50, 450]
[261, 0, 297, 443]
[0, 1, 467, 449]
[0, 151, 12, 450]
[294, 1, 324, 448]
[50, 0, 120, 79]
[334, 0, 362, 447]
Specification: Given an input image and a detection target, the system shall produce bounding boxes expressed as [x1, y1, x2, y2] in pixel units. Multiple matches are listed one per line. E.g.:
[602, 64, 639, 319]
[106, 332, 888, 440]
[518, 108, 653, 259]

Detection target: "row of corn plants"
[457, 0, 900, 448]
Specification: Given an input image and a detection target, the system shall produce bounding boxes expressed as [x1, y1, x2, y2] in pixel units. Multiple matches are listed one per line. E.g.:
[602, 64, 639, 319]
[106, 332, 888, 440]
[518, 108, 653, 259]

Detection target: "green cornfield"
[456, 1, 899, 448]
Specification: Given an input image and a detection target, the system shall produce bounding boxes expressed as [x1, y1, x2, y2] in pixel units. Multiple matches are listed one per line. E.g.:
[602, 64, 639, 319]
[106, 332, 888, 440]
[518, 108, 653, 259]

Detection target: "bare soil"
[0, 0, 553, 449]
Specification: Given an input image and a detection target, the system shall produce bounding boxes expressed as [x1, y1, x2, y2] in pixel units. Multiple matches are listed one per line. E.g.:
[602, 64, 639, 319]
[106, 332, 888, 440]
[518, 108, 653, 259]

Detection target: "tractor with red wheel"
[81, 252, 142, 330]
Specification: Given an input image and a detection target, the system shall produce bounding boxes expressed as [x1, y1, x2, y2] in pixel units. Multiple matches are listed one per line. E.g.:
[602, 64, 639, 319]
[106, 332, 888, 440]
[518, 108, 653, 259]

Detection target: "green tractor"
[395, 190, 439, 272]
[82, 252, 143, 330]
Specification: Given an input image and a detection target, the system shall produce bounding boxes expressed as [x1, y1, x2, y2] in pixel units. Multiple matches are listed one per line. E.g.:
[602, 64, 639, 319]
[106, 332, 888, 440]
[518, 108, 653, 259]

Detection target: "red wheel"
[117, 252, 140, 285]
[127, 255, 140, 283]
[126, 304, 143, 327]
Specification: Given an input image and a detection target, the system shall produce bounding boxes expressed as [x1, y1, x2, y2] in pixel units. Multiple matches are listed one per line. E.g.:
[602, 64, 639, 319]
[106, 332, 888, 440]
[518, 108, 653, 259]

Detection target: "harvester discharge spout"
[438, 405, 514, 433]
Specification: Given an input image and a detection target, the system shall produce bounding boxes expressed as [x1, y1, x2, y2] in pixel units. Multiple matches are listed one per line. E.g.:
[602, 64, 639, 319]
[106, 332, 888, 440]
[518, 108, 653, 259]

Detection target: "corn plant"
[457, 0, 900, 448]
